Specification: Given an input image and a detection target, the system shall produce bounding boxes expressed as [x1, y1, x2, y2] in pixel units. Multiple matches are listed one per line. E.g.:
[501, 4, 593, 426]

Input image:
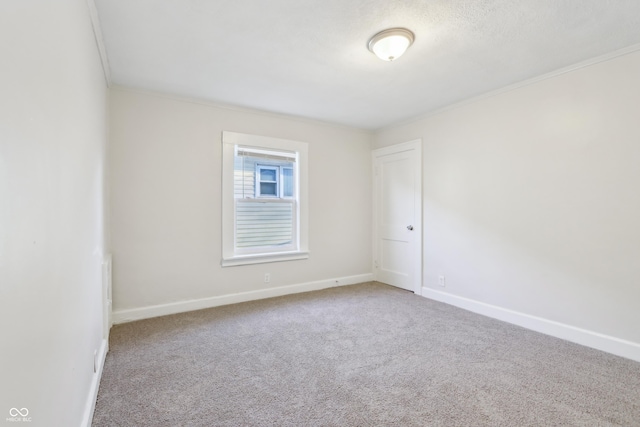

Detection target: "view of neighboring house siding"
[233, 155, 256, 198]
[236, 201, 294, 248]
[234, 155, 295, 248]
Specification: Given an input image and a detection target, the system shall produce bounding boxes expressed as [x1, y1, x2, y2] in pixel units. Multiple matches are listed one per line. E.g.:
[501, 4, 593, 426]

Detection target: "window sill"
[221, 251, 309, 267]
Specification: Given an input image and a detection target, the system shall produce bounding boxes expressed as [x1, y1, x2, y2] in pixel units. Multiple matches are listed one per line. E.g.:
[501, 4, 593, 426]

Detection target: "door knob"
[407, 225, 414, 231]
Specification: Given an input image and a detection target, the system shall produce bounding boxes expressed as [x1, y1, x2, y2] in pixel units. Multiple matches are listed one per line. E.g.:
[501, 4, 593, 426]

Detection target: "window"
[222, 131, 309, 266]
[256, 165, 280, 197]
[255, 165, 294, 198]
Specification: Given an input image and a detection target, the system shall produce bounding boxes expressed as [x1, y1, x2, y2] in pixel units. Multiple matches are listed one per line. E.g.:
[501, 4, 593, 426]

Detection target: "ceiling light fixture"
[368, 28, 415, 62]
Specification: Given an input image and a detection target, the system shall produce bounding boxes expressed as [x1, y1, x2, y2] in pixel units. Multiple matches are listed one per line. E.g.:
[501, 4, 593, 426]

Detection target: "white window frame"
[255, 164, 280, 198]
[222, 131, 309, 267]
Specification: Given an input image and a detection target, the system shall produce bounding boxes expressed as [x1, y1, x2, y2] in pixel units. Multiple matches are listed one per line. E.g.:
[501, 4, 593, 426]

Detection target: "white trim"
[372, 140, 423, 295]
[372, 139, 420, 157]
[221, 251, 309, 267]
[110, 86, 374, 134]
[102, 255, 113, 337]
[112, 273, 374, 324]
[421, 287, 640, 363]
[80, 338, 108, 427]
[380, 42, 640, 132]
[86, 0, 111, 87]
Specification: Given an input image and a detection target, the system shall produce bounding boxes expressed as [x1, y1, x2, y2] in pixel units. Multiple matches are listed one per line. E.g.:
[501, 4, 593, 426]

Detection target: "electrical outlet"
[438, 275, 446, 287]
[264, 273, 271, 283]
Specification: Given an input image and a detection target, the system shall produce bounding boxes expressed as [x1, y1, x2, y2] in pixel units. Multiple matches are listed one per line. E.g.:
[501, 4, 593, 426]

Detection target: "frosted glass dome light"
[368, 28, 415, 61]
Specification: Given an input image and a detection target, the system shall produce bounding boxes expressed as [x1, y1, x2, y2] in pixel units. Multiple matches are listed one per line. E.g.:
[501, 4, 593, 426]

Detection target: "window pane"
[282, 168, 293, 197]
[260, 168, 277, 182]
[236, 200, 293, 248]
[260, 182, 277, 196]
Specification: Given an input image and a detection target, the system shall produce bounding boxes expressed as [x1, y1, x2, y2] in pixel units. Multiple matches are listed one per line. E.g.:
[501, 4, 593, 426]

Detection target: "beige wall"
[109, 89, 372, 311]
[375, 50, 640, 344]
[0, 1, 108, 425]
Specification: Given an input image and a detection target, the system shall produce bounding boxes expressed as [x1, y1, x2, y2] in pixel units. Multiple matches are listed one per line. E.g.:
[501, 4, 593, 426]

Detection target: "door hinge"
[374, 260, 378, 268]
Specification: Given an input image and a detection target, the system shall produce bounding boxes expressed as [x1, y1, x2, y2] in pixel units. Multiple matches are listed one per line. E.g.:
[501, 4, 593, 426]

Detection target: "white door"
[373, 140, 422, 294]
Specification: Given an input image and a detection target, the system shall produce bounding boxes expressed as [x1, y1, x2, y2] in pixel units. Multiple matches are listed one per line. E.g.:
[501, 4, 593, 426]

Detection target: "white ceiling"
[94, 0, 640, 130]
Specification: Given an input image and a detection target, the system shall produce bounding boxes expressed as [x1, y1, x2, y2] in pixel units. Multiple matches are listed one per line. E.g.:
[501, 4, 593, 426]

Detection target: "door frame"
[372, 139, 423, 295]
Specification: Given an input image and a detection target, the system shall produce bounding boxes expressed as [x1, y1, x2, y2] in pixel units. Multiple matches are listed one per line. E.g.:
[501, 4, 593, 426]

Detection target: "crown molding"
[379, 42, 640, 132]
[110, 85, 375, 135]
[87, 0, 112, 87]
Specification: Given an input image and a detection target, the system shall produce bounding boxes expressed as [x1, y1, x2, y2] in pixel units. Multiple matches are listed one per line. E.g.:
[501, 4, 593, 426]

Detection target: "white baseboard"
[112, 273, 374, 324]
[421, 287, 640, 363]
[81, 337, 108, 427]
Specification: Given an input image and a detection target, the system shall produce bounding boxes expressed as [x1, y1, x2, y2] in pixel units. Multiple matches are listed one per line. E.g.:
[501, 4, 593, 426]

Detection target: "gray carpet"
[93, 282, 640, 426]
